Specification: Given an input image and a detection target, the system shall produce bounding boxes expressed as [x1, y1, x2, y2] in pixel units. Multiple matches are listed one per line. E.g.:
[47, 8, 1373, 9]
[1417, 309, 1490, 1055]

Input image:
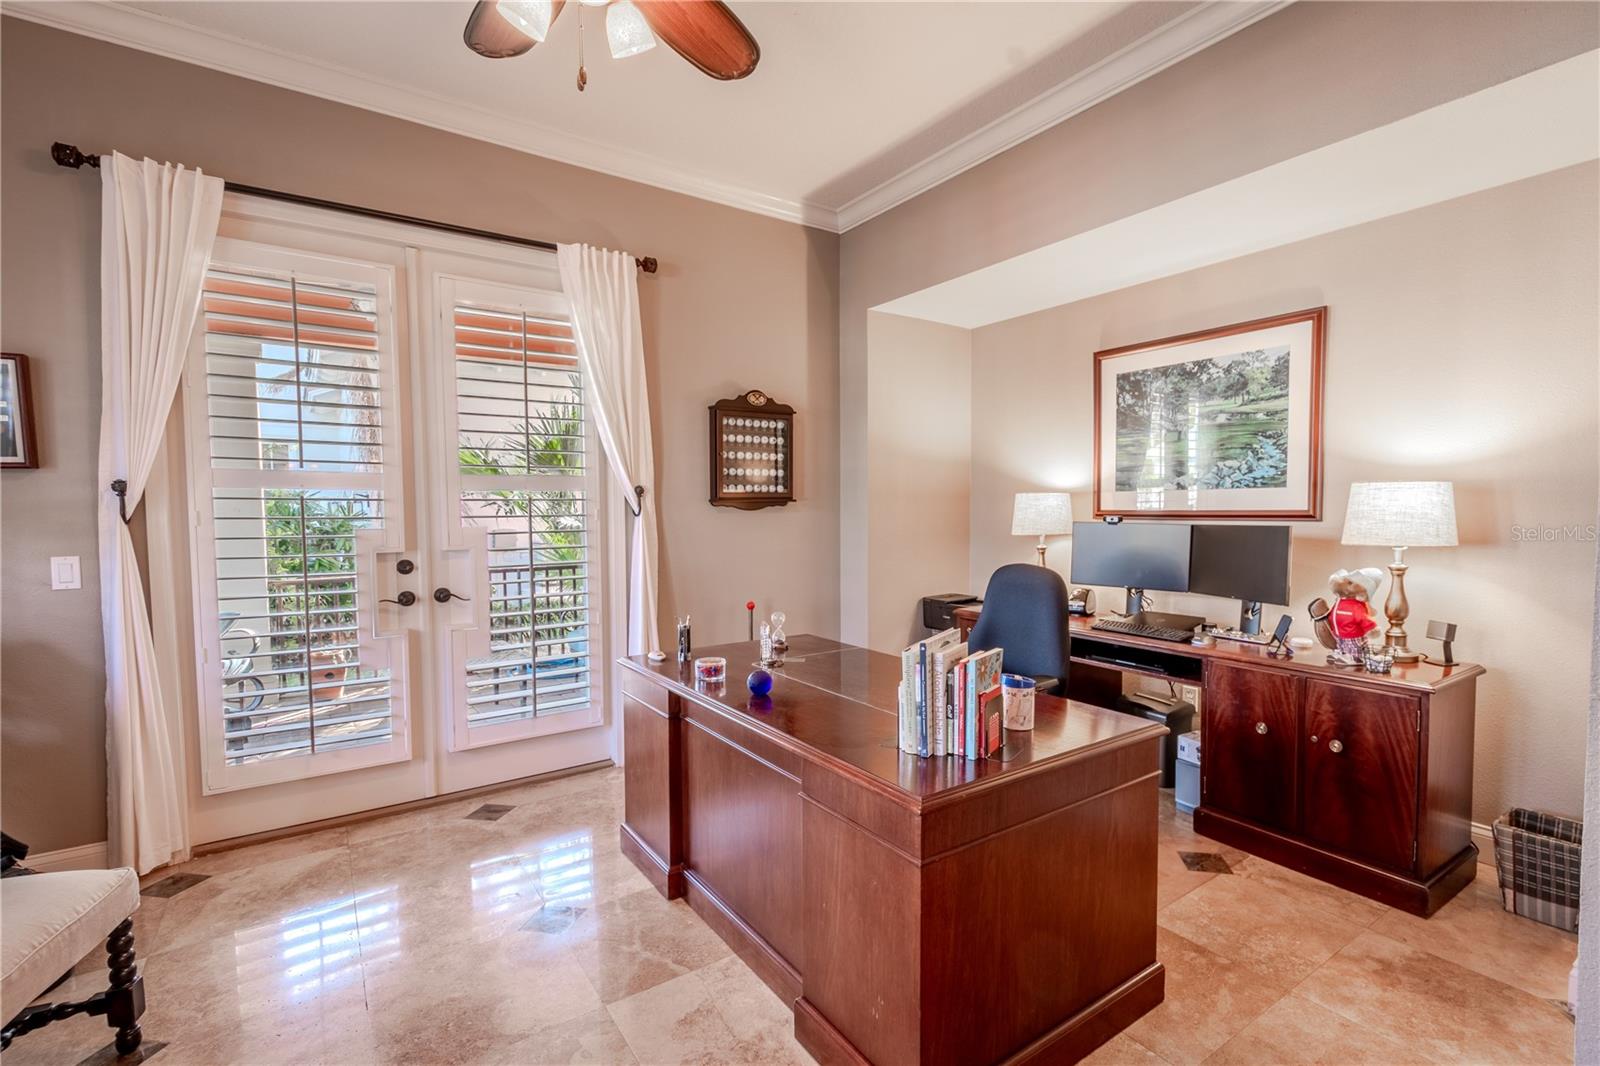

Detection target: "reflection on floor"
[10, 769, 1578, 1066]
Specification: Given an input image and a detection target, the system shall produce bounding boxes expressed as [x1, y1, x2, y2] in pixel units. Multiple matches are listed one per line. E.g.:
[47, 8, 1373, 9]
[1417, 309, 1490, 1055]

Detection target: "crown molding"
[876, 49, 1600, 328]
[6, 1, 1288, 235]
[3, 0, 839, 230]
[834, 0, 1293, 232]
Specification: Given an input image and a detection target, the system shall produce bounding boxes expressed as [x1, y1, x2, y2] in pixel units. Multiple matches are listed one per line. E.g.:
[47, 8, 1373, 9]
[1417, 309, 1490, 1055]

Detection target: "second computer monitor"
[1070, 521, 1192, 594]
[1188, 524, 1291, 607]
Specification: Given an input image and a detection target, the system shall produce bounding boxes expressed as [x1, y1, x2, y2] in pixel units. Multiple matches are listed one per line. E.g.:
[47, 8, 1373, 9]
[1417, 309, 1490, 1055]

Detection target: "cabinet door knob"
[1328, 739, 1344, 754]
[1255, 722, 1268, 735]
[1310, 735, 1319, 744]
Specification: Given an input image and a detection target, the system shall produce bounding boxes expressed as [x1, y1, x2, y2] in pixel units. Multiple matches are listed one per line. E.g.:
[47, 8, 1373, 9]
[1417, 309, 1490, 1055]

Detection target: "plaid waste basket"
[1491, 808, 1581, 933]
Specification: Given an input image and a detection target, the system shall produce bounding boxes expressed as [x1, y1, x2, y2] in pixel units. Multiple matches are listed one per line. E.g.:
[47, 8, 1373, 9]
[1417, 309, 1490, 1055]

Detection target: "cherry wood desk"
[954, 606, 1485, 915]
[619, 634, 1168, 1066]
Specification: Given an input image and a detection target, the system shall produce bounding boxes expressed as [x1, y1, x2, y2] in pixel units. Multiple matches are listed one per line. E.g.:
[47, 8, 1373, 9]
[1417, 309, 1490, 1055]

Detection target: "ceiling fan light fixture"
[606, 1, 657, 59]
[497, 0, 553, 42]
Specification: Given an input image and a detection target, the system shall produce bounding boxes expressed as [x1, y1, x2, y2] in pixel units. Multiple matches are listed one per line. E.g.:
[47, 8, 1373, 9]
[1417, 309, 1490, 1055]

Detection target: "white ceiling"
[877, 50, 1600, 328]
[7, 0, 1285, 230]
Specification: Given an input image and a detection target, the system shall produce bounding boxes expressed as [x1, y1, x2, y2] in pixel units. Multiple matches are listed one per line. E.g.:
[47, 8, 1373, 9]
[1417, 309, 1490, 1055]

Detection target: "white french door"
[427, 273, 604, 755]
[185, 240, 413, 794]
[174, 202, 616, 842]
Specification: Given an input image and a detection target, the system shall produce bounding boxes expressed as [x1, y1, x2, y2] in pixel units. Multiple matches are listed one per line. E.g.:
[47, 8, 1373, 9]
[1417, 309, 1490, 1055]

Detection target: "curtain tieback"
[627, 485, 645, 517]
[110, 479, 130, 524]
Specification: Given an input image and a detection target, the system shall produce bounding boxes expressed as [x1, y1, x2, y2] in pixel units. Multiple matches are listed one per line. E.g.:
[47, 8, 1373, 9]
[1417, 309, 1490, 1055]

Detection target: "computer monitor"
[1189, 525, 1292, 633]
[1070, 521, 1193, 616]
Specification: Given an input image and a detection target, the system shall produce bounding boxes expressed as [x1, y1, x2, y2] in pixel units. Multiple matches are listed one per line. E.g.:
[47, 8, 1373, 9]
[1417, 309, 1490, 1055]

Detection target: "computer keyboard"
[1090, 618, 1197, 644]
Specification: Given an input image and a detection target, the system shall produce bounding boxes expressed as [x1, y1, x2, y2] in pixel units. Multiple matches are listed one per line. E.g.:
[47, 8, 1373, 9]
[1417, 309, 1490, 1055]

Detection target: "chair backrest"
[968, 564, 1069, 680]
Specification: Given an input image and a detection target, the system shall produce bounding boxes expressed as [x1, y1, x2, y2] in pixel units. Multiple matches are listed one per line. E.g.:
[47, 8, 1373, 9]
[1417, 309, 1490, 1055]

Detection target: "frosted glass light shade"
[1011, 493, 1074, 537]
[1341, 481, 1458, 547]
[606, 1, 657, 58]
[498, 0, 552, 42]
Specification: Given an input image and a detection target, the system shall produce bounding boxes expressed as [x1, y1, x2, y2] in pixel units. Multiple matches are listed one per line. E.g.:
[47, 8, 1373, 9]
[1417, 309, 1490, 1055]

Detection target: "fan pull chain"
[576, 5, 588, 91]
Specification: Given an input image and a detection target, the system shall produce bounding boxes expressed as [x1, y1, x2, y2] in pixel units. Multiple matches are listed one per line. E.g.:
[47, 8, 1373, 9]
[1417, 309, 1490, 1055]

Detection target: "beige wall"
[0, 19, 840, 853]
[864, 312, 971, 652]
[839, 0, 1600, 643]
[967, 163, 1599, 824]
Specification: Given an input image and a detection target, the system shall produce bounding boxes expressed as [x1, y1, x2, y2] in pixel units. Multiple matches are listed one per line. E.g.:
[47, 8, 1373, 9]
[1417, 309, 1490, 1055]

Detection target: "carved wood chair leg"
[103, 918, 145, 1056]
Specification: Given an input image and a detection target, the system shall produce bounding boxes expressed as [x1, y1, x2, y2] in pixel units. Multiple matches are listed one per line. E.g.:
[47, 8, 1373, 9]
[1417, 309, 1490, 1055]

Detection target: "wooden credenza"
[619, 634, 1169, 1066]
[952, 607, 1484, 916]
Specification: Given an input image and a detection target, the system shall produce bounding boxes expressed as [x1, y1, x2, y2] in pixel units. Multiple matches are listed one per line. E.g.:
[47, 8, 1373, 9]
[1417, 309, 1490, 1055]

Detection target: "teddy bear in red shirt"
[1327, 567, 1384, 665]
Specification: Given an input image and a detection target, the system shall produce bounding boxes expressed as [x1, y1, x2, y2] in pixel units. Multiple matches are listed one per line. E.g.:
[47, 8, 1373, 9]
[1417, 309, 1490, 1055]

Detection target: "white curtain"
[99, 153, 224, 873]
[557, 244, 661, 657]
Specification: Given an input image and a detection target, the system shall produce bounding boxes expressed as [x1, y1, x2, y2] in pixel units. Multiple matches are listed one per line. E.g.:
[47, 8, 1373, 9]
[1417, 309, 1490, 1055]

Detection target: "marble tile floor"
[7, 770, 1577, 1066]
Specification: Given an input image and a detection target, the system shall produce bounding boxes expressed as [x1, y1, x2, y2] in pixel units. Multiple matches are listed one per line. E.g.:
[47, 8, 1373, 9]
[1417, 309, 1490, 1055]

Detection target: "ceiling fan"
[464, 0, 760, 91]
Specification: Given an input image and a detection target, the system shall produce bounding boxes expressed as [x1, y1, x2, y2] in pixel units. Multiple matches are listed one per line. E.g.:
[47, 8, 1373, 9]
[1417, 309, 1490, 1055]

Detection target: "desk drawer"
[623, 669, 672, 717]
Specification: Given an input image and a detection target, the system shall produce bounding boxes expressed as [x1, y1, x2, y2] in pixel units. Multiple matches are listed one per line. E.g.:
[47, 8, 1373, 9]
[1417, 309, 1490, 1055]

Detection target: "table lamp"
[1012, 492, 1073, 566]
[1340, 481, 1457, 663]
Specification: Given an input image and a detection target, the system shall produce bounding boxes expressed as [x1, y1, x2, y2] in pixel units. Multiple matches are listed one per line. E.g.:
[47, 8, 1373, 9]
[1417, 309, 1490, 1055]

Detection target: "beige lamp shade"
[1340, 481, 1458, 547]
[1011, 492, 1074, 537]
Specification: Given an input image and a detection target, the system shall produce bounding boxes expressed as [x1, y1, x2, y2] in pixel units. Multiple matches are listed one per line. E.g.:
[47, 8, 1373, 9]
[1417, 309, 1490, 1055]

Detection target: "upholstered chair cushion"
[1, 869, 140, 1020]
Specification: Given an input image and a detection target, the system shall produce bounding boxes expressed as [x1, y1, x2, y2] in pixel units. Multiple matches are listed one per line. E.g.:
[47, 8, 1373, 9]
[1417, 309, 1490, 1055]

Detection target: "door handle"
[433, 587, 470, 604]
[1328, 739, 1344, 754]
[1255, 722, 1268, 735]
[380, 591, 417, 607]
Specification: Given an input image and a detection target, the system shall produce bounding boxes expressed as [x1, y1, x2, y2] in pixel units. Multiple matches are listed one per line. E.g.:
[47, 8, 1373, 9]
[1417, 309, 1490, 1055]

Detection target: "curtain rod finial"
[637, 256, 658, 274]
[52, 142, 99, 169]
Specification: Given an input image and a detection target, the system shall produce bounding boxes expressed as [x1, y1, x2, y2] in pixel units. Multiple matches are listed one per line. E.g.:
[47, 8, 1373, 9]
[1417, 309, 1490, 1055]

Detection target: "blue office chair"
[968, 564, 1069, 694]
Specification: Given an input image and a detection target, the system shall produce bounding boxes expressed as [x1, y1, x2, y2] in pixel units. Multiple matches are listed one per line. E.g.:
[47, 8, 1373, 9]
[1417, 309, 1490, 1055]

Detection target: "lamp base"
[1034, 537, 1048, 567]
[1381, 553, 1420, 665]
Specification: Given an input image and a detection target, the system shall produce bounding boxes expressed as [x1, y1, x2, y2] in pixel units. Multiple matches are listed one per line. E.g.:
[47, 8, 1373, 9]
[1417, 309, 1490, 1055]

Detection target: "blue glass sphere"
[746, 668, 774, 697]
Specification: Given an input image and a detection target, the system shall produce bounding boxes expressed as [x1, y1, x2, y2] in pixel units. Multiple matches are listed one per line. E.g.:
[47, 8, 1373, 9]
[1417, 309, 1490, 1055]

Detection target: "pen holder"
[1001, 674, 1036, 731]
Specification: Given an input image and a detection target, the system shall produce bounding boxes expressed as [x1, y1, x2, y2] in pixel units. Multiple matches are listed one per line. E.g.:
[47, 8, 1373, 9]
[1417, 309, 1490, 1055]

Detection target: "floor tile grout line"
[1126, 1031, 1176, 1065]
[343, 840, 374, 1016]
[1274, 929, 1573, 1066]
[1147, 923, 1320, 1062]
[1290, 924, 1576, 1038]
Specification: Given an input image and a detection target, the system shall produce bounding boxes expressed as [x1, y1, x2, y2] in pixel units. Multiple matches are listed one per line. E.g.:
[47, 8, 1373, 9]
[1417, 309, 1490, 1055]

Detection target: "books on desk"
[900, 631, 1001, 760]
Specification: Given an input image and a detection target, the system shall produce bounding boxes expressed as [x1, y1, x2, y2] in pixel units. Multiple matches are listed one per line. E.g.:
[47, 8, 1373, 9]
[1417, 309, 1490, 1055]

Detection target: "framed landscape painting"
[0, 353, 38, 470]
[1093, 307, 1325, 519]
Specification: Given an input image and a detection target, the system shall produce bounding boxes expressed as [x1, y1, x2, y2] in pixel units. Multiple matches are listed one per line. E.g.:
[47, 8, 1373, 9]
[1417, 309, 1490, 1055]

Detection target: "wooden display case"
[708, 389, 793, 510]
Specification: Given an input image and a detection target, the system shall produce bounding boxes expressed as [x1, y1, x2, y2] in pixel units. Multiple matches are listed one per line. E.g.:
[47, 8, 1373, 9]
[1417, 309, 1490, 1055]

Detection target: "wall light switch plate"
[50, 556, 82, 590]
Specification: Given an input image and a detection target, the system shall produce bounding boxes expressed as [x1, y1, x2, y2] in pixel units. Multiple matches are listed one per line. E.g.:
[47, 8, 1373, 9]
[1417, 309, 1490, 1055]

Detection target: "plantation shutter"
[188, 242, 409, 791]
[451, 297, 594, 731]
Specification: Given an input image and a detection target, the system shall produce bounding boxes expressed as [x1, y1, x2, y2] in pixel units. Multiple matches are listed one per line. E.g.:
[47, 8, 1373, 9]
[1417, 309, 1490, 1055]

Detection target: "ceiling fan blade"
[464, 0, 566, 59]
[636, 1, 760, 80]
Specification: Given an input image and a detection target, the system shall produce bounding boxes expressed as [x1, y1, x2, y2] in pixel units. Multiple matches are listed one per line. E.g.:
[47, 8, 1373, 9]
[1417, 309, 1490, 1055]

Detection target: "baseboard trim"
[1472, 821, 1496, 869]
[26, 841, 111, 872]
[192, 759, 615, 858]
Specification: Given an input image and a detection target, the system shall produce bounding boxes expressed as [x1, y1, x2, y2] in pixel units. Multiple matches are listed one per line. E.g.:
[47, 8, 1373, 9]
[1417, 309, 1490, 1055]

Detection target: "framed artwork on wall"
[1093, 307, 1326, 520]
[0, 353, 39, 470]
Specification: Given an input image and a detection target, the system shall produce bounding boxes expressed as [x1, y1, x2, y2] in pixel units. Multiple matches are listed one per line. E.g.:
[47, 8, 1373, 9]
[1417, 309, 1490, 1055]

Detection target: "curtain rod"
[51, 142, 658, 274]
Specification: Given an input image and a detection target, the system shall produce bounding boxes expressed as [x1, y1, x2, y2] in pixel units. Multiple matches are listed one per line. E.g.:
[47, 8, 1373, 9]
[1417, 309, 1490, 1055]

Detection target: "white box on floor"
[1175, 730, 1201, 814]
